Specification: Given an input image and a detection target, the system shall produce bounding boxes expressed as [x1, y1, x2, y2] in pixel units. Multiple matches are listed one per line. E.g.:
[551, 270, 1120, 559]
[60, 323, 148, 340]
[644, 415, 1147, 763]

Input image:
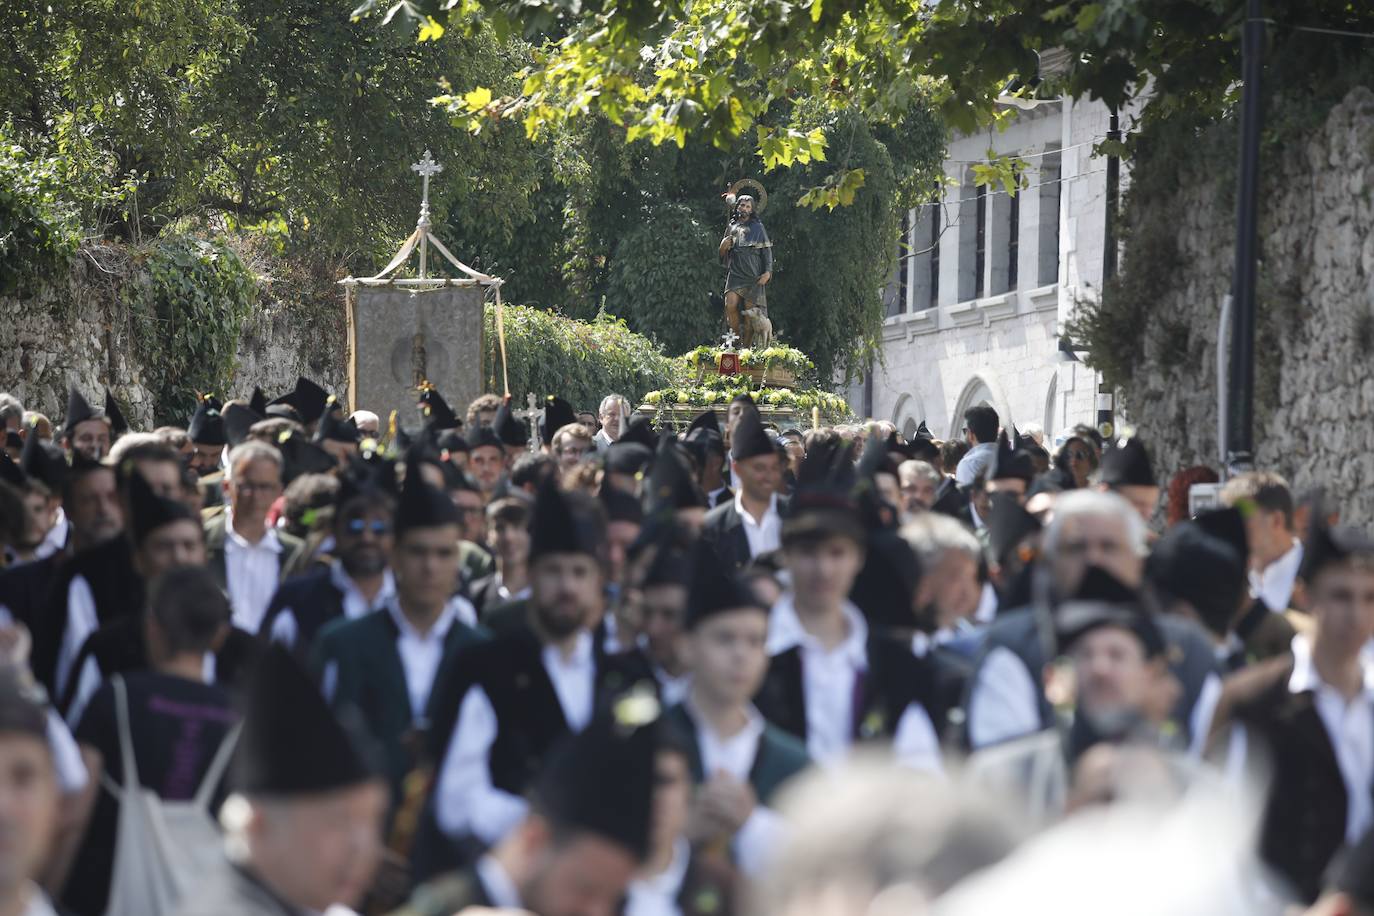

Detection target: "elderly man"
[964, 489, 1221, 754]
[898, 459, 942, 515]
[177, 646, 387, 916]
[205, 442, 305, 634]
[594, 394, 630, 452]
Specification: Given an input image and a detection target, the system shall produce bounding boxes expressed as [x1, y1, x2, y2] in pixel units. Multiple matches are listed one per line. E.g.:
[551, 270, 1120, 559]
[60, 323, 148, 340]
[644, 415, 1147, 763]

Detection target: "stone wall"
[1110, 86, 1374, 521]
[0, 245, 347, 430]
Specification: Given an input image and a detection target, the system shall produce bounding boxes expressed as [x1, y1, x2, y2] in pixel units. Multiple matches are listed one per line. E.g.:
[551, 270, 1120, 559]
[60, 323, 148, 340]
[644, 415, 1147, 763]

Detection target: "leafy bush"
[604, 202, 720, 355]
[0, 138, 80, 297]
[125, 236, 259, 425]
[482, 304, 680, 411]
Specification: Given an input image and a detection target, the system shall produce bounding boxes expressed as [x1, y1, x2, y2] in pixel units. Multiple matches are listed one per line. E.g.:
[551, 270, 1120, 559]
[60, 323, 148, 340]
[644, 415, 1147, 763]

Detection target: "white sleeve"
[268, 609, 299, 649]
[46, 709, 87, 794]
[967, 646, 1041, 749]
[892, 704, 945, 775]
[55, 577, 99, 699]
[434, 686, 528, 843]
[733, 804, 784, 877]
[64, 656, 103, 729]
[1187, 672, 1224, 759]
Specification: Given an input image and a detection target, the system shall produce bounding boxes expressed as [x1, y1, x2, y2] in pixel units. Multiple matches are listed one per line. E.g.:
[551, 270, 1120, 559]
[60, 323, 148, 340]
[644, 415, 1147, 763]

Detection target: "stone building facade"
[853, 96, 1126, 444]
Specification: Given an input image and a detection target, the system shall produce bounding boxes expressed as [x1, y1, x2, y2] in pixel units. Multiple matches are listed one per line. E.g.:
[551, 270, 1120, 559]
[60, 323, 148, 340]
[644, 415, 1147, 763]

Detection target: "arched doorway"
[891, 392, 928, 442]
[950, 374, 1013, 439]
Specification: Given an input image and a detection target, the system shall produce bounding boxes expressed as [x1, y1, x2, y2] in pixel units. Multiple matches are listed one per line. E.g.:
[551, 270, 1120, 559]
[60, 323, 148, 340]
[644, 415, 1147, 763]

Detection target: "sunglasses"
[1067, 450, 1091, 462]
[345, 518, 391, 536]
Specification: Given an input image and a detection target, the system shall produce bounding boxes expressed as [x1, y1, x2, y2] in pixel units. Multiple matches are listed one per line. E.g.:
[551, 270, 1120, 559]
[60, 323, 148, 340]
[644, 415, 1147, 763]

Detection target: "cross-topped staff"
[411, 151, 444, 279]
[514, 392, 544, 453]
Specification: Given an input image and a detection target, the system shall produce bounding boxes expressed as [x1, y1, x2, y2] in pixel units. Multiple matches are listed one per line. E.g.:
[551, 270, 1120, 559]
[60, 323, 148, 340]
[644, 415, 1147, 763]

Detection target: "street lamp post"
[1227, 0, 1265, 472]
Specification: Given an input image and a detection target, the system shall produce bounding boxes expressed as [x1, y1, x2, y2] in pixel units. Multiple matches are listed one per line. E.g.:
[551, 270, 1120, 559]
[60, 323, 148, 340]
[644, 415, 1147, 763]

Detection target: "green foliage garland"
[125, 236, 258, 426]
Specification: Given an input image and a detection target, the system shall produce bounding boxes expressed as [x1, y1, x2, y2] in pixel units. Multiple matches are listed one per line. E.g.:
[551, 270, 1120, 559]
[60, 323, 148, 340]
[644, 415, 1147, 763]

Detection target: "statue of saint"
[718, 192, 773, 341]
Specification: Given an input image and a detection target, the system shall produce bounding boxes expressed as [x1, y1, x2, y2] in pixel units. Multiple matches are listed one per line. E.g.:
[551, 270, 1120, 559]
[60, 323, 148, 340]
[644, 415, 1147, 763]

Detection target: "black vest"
[259, 566, 348, 655]
[1235, 661, 1350, 903]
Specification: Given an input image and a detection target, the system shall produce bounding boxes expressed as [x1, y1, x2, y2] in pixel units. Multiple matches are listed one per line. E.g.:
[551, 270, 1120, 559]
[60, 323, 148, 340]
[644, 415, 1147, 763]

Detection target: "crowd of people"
[0, 377, 1371, 915]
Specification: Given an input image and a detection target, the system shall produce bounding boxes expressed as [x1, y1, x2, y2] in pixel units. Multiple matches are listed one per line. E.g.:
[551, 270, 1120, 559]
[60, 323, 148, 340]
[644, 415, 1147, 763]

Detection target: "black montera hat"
[729, 409, 775, 462]
[396, 462, 461, 535]
[540, 396, 578, 446]
[63, 386, 104, 436]
[530, 479, 606, 562]
[493, 402, 528, 448]
[188, 395, 227, 446]
[1098, 437, 1155, 488]
[104, 391, 129, 437]
[686, 541, 768, 628]
[127, 469, 197, 546]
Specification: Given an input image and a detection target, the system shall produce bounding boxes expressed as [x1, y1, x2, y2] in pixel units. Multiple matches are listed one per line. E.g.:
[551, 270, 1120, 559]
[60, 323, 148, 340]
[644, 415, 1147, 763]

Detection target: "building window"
[1039, 150, 1062, 286]
[957, 174, 980, 303]
[974, 184, 987, 300]
[929, 204, 941, 308]
[988, 178, 1020, 296]
[884, 211, 910, 318]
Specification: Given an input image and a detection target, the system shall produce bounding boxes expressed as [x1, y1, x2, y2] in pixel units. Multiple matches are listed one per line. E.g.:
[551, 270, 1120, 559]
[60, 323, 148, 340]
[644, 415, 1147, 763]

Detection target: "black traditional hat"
[248, 387, 269, 418]
[1300, 495, 1374, 583]
[601, 486, 645, 525]
[436, 429, 470, 457]
[635, 523, 694, 589]
[853, 432, 899, 531]
[849, 531, 921, 630]
[986, 491, 1042, 568]
[1098, 437, 1155, 488]
[605, 442, 653, 477]
[62, 386, 104, 437]
[0, 667, 49, 741]
[686, 410, 721, 437]
[645, 437, 708, 514]
[417, 383, 461, 433]
[335, 454, 398, 510]
[683, 427, 725, 462]
[914, 420, 934, 440]
[1055, 566, 1164, 658]
[619, 415, 657, 450]
[275, 430, 336, 484]
[127, 469, 197, 546]
[729, 409, 775, 462]
[466, 423, 505, 453]
[929, 477, 969, 520]
[784, 440, 865, 546]
[232, 645, 382, 796]
[1146, 520, 1246, 637]
[3, 431, 19, 452]
[187, 395, 227, 446]
[530, 479, 605, 562]
[1193, 507, 1248, 567]
[104, 391, 129, 437]
[532, 694, 661, 861]
[314, 409, 359, 445]
[19, 430, 66, 493]
[0, 452, 23, 489]
[264, 386, 301, 422]
[686, 542, 767, 628]
[290, 377, 331, 426]
[493, 402, 528, 448]
[540, 396, 578, 446]
[396, 462, 461, 535]
[989, 432, 1035, 483]
[221, 402, 262, 449]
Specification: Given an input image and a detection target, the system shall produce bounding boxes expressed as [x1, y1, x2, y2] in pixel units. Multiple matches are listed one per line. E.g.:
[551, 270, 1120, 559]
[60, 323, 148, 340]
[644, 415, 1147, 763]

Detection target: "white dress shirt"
[736, 492, 782, 558]
[435, 630, 596, 843]
[223, 519, 283, 633]
[269, 560, 396, 650]
[768, 595, 868, 764]
[685, 699, 784, 876]
[1291, 635, 1374, 843]
[966, 646, 1041, 749]
[18, 884, 60, 916]
[386, 597, 474, 721]
[34, 510, 67, 561]
[1251, 539, 1304, 612]
[955, 441, 997, 487]
[54, 575, 99, 701]
[474, 855, 523, 909]
[625, 838, 691, 916]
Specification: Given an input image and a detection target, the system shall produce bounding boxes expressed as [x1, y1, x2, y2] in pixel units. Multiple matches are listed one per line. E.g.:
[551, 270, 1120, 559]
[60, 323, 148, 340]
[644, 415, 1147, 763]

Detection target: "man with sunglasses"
[262, 476, 398, 659]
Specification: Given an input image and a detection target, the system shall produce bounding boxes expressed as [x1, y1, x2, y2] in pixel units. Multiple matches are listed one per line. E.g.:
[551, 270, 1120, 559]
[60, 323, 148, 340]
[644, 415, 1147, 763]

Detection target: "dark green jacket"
[311, 608, 488, 807]
[202, 514, 306, 592]
[665, 703, 809, 807]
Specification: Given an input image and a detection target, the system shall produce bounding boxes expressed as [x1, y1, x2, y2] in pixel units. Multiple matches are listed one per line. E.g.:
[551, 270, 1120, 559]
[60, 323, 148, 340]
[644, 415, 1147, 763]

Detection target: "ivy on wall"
[125, 236, 258, 425]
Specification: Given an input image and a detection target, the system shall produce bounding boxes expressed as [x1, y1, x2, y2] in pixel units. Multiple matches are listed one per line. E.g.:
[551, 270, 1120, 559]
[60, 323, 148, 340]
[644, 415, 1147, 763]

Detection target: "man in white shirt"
[205, 441, 304, 634]
[1220, 471, 1305, 612]
[700, 409, 783, 573]
[402, 697, 662, 916]
[954, 404, 1000, 488]
[1209, 516, 1374, 903]
[593, 394, 630, 452]
[430, 482, 646, 849]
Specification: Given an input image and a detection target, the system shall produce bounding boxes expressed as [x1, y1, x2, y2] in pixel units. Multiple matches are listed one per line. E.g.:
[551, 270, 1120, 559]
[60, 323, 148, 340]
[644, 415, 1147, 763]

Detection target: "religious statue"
[718, 179, 774, 349]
